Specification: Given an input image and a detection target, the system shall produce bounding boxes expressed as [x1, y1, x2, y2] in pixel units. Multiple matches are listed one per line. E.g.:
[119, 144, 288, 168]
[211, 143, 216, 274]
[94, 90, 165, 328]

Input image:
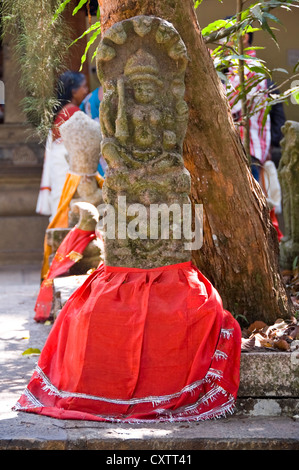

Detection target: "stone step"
[0, 216, 48, 266]
[1, 415, 299, 450]
[237, 349, 299, 417]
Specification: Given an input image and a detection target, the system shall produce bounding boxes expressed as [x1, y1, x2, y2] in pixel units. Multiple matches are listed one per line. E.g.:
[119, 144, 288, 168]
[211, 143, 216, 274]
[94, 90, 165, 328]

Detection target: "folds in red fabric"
[16, 261, 241, 423]
[34, 227, 96, 323]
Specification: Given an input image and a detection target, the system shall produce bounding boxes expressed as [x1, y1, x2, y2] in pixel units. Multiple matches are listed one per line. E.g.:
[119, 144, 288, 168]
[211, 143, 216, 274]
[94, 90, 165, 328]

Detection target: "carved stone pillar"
[97, 15, 193, 268]
[278, 120, 299, 269]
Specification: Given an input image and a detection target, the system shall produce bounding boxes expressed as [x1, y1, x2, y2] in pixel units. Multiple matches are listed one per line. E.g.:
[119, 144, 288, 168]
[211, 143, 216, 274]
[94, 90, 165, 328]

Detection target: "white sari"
[36, 131, 69, 221]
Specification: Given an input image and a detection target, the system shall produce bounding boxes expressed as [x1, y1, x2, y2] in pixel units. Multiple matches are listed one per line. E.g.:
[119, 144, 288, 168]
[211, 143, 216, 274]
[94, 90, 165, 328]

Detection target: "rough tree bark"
[97, 0, 293, 325]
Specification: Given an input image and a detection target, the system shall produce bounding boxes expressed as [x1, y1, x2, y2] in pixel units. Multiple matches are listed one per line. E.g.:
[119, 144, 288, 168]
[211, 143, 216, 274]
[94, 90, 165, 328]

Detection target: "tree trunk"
[98, 0, 293, 325]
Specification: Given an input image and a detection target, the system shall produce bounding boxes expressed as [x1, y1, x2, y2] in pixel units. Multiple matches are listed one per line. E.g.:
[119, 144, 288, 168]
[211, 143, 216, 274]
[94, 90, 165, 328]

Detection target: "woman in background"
[36, 71, 89, 220]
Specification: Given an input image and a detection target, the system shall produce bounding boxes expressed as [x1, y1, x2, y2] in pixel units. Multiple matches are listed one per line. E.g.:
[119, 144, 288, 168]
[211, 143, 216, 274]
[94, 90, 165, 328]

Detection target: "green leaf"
[22, 348, 41, 356]
[251, 4, 263, 24]
[249, 65, 272, 77]
[227, 54, 265, 62]
[250, 5, 279, 44]
[52, 0, 72, 22]
[79, 28, 102, 71]
[201, 19, 228, 36]
[293, 61, 299, 73]
[69, 21, 101, 47]
[91, 49, 98, 62]
[73, 0, 88, 15]
[244, 46, 265, 51]
[244, 26, 262, 34]
[263, 22, 278, 43]
[262, 11, 282, 23]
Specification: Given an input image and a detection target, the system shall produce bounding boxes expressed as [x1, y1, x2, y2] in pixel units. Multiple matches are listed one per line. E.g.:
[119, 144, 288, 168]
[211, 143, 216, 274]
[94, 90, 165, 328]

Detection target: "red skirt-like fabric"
[34, 227, 97, 323]
[15, 261, 241, 423]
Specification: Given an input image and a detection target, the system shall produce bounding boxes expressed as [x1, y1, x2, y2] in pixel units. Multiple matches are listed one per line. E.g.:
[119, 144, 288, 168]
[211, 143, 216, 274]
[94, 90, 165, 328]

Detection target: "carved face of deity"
[132, 79, 157, 104]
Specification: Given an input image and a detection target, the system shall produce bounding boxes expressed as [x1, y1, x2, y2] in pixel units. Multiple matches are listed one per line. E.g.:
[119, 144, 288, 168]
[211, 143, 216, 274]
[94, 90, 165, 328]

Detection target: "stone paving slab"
[0, 265, 299, 451]
[1, 413, 299, 450]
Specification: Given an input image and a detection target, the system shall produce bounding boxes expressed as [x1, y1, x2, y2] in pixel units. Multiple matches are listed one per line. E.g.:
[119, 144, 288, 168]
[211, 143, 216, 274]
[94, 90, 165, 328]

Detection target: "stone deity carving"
[68, 202, 104, 275]
[45, 112, 104, 274]
[59, 110, 103, 227]
[278, 120, 299, 269]
[96, 16, 192, 268]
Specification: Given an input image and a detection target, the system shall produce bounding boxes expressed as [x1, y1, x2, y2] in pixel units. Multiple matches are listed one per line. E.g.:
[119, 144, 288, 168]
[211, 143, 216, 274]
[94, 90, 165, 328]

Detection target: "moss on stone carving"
[278, 121, 299, 270]
[97, 16, 192, 268]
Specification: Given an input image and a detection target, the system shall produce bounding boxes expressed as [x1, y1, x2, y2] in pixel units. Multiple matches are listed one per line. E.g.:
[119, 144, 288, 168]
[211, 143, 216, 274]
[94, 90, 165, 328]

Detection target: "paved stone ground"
[0, 265, 299, 452]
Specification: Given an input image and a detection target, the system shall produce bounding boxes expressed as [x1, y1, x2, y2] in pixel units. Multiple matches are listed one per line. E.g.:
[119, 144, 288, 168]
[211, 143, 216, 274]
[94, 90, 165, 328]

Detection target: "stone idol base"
[51, 274, 299, 419]
[52, 274, 89, 320]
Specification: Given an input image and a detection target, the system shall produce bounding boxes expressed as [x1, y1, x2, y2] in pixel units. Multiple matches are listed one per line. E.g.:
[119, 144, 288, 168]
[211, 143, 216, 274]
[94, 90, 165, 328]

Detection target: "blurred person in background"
[80, 84, 107, 177]
[36, 70, 89, 220]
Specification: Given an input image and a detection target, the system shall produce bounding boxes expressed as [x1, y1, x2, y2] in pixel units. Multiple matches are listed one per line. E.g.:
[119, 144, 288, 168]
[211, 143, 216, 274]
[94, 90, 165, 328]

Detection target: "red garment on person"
[270, 208, 283, 242]
[34, 227, 97, 323]
[15, 261, 241, 422]
[52, 104, 81, 141]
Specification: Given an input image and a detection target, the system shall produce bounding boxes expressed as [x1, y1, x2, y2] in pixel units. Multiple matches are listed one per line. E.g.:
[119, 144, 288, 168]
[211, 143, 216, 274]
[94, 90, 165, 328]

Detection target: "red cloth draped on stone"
[16, 261, 241, 422]
[34, 227, 96, 323]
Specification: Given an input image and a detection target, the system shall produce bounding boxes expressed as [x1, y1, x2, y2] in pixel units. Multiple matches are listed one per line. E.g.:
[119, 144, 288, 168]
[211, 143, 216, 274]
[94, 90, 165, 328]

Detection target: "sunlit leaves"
[69, 20, 101, 47]
[53, 0, 101, 71]
[201, 19, 230, 37]
[52, 0, 73, 22]
[52, 0, 97, 19]
[203, 1, 299, 45]
[73, 0, 89, 16]
[78, 27, 102, 71]
[204, 1, 299, 132]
